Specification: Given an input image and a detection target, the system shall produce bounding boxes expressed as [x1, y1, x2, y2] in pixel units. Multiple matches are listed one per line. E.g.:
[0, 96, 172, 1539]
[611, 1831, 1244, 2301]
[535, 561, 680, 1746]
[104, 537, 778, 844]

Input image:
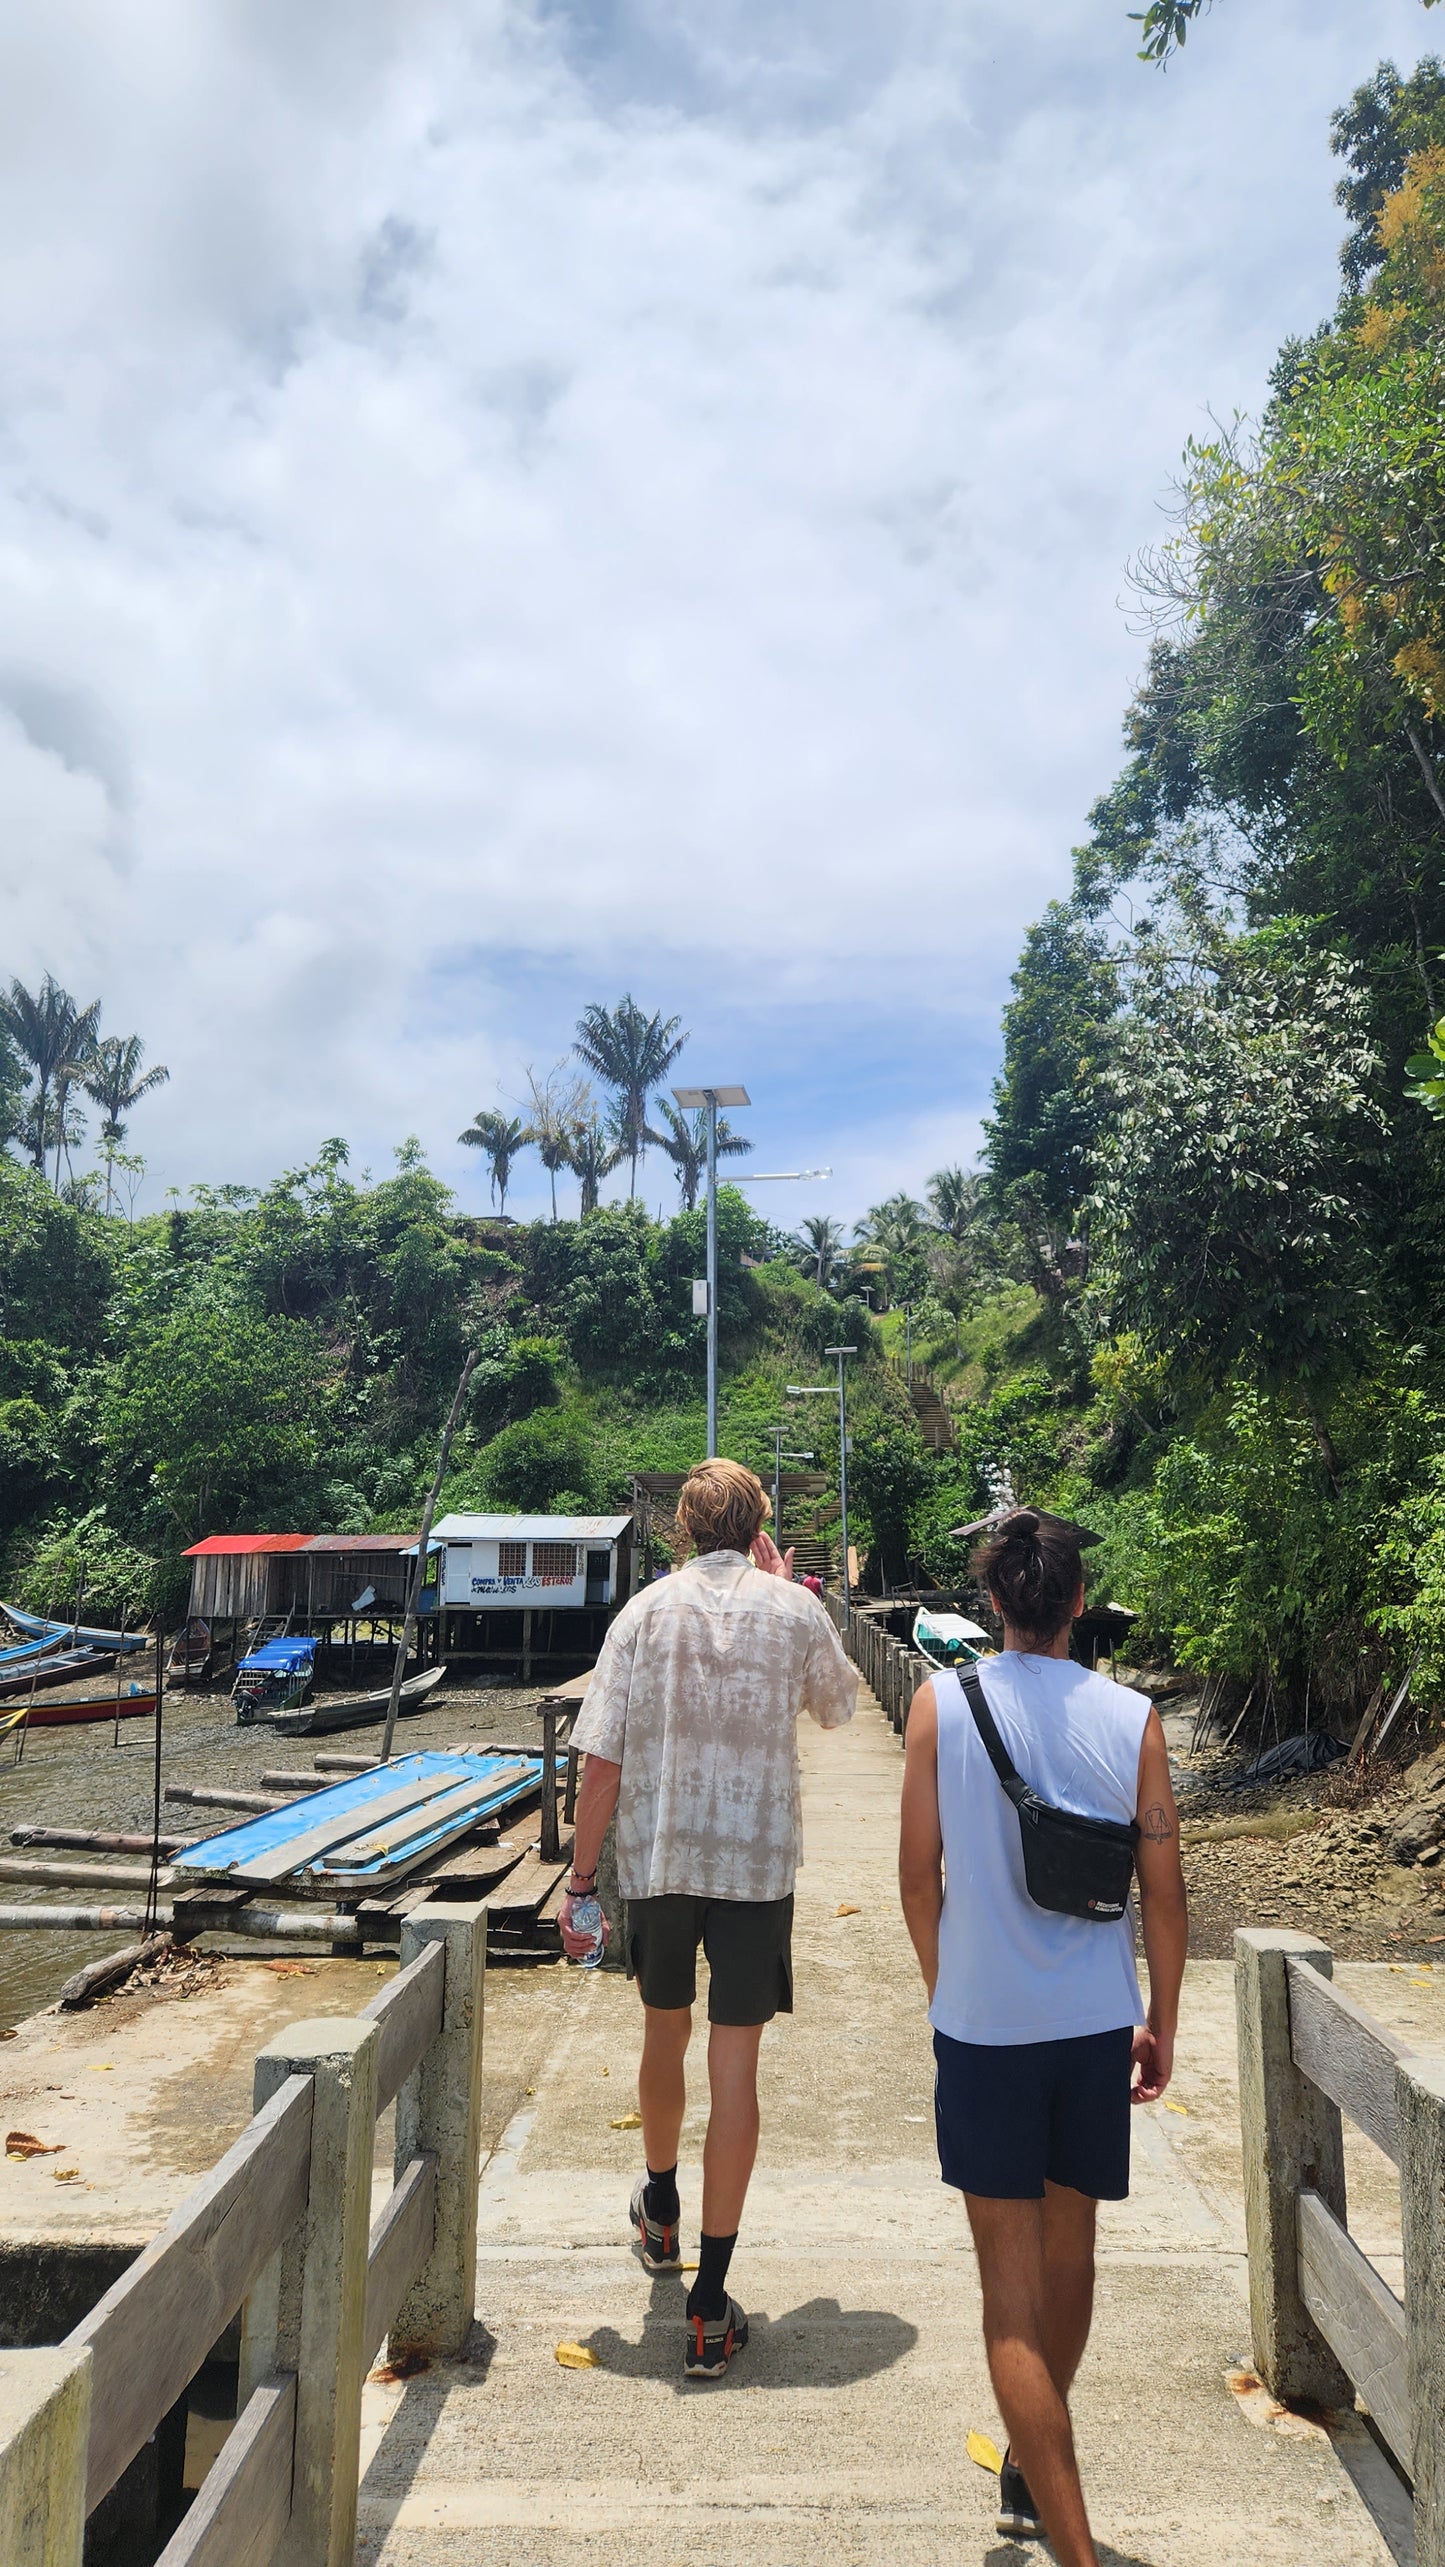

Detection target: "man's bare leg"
[1040, 2182, 1096, 2396]
[638, 2003, 691, 2176]
[701, 2021, 765, 2235]
[966, 2193, 1099, 2567]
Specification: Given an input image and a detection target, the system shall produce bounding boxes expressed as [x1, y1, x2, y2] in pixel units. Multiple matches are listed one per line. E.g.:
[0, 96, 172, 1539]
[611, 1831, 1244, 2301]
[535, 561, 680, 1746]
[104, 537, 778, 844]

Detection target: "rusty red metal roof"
[181, 1533, 314, 1557]
[300, 1534, 422, 1553]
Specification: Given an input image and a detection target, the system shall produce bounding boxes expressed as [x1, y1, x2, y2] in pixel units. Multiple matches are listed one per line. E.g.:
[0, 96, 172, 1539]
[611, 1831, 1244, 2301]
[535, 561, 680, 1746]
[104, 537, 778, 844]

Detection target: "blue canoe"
[171, 1750, 558, 1895]
[1, 1604, 149, 1654]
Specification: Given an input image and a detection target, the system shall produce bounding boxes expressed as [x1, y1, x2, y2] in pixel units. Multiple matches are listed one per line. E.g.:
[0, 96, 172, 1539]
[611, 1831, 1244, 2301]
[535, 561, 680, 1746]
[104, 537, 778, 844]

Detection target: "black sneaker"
[996, 2450, 1043, 2539]
[683, 2294, 749, 2379]
[629, 2175, 682, 2273]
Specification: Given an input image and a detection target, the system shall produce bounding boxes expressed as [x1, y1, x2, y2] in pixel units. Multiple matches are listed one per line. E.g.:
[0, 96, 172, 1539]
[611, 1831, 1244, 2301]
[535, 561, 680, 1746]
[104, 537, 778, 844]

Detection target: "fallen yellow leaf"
[555, 2341, 601, 2370]
[836, 1903, 861, 1918]
[1164, 2100, 1189, 2117]
[54, 2168, 80, 2183]
[967, 2428, 1003, 2475]
[610, 2111, 643, 2130]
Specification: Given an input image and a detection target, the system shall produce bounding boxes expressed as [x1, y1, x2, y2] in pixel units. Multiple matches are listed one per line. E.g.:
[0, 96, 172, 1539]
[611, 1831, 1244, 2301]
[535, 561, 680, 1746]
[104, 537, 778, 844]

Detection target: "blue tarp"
[237, 1638, 318, 1676]
[172, 1749, 551, 1887]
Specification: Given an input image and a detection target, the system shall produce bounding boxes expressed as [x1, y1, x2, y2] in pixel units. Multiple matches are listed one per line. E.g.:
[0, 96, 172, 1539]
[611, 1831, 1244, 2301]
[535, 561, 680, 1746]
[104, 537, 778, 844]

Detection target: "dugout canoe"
[261, 1663, 448, 1737]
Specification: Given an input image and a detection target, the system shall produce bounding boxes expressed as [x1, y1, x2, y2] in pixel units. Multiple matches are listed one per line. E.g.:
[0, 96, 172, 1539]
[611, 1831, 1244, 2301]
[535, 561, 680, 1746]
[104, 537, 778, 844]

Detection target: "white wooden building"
[429, 1514, 633, 1614]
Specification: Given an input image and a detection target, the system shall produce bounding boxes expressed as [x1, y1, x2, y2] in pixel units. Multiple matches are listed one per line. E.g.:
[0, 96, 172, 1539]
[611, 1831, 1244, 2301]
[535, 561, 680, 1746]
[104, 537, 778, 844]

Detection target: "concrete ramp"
[356, 1687, 1422, 2566]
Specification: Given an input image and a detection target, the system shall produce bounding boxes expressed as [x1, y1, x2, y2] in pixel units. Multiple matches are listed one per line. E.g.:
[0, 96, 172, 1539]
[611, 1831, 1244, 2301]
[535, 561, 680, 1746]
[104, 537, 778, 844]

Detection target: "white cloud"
[0, 0, 1431, 1220]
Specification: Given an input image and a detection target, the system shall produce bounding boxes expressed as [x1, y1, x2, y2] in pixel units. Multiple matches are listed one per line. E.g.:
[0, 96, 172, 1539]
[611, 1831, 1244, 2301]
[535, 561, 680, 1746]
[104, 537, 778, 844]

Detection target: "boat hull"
[13, 1694, 159, 1728]
[1, 1604, 149, 1653]
[0, 1650, 119, 1698]
[262, 1666, 447, 1737]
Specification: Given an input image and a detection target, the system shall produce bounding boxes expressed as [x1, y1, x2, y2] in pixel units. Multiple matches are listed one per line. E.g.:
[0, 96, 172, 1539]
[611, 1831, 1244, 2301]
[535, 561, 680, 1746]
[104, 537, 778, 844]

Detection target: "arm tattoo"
[1141, 1805, 1174, 1843]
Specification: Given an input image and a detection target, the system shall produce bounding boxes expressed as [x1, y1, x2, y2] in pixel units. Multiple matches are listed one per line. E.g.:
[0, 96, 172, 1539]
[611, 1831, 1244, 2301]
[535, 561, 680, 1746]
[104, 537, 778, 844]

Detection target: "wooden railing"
[1236, 1928, 1445, 2562]
[823, 1594, 928, 1742]
[0, 1897, 486, 2567]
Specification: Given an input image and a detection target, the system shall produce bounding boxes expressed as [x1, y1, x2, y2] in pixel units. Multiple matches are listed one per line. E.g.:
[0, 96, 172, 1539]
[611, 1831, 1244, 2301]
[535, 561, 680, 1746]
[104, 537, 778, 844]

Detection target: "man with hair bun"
[899, 1504, 1187, 2567]
[563, 1455, 857, 2378]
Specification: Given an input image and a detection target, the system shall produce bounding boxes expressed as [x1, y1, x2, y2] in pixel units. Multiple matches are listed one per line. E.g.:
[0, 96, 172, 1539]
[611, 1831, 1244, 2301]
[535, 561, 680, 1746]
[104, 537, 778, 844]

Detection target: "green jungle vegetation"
[8, 60, 1445, 1737]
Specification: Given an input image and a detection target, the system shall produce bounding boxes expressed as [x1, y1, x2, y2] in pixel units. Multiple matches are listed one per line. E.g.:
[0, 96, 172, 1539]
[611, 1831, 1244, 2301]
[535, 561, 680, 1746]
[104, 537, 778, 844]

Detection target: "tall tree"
[647, 1099, 751, 1210]
[793, 1213, 846, 1290]
[565, 1111, 623, 1218]
[83, 1033, 169, 1214]
[984, 903, 1119, 1303]
[853, 1195, 930, 1308]
[927, 1166, 986, 1242]
[572, 995, 688, 1199]
[524, 1063, 591, 1222]
[0, 977, 101, 1185]
[458, 1110, 532, 1219]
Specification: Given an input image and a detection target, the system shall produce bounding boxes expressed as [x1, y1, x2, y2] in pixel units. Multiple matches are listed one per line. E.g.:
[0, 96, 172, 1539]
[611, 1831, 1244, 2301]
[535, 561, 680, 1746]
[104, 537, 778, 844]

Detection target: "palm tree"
[566, 1111, 623, 1218]
[793, 1214, 847, 1290]
[459, 1110, 532, 1218]
[647, 1099, 751, 1212]
[573, 995, 688, 1199]
[927, 1165, 986, 1242]
[853, 1193, 929, 1309]
[83, 1033, 170, 1214]
[524, 1063, 591, 1221]
[0, 976, 101, 1184]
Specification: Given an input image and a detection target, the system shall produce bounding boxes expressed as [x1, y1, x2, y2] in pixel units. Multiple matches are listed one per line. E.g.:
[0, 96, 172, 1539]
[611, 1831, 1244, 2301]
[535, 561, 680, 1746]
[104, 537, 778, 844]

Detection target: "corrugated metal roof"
[302, 1534, 422, 1553]
[430, 1513, 631, 1542]
[182, 1533, 313, 1557]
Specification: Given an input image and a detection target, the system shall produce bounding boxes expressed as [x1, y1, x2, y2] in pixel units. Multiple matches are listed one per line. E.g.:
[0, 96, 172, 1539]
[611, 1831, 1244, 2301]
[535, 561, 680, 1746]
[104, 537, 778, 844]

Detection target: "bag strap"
[957, 1667, 1029, 1813]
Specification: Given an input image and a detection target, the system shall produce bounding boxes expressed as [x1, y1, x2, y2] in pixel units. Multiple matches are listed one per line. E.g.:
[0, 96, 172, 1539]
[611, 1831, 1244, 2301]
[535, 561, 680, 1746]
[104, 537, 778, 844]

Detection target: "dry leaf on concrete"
[609, 2111, 643, 2130]
[6, 2130, 63, 2159]
[835, 1903, 861, 1918]
[555, 2341, 601, 2370]
[54, 2168, 80, 2183]
[1164, 2100, 1189, 2117]
[966, 2429, 1003, 2474]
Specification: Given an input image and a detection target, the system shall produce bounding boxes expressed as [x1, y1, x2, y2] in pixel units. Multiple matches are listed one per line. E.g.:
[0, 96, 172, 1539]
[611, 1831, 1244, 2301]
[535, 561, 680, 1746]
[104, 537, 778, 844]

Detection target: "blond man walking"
[562, 1457, 857, 2377]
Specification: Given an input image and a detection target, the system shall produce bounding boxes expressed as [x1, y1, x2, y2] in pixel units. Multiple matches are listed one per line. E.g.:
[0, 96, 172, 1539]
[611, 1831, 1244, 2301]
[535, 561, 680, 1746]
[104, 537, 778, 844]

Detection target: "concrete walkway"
[354, 1685, 1433, 2567]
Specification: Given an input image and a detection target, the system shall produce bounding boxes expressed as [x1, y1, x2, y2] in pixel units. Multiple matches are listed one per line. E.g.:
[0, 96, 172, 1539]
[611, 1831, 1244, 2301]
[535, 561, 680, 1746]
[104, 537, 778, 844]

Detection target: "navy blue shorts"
[933, 2024, 1134, 2201]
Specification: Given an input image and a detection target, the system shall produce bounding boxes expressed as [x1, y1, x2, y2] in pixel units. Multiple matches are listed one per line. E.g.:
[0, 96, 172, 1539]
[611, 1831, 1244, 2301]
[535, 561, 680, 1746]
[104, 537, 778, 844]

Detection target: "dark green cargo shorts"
[626, 1891, 795, 2025]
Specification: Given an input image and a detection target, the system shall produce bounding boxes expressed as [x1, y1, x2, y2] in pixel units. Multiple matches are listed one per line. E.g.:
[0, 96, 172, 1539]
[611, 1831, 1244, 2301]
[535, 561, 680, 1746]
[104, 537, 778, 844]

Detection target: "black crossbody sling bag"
[958, 1667, 1138, 1924]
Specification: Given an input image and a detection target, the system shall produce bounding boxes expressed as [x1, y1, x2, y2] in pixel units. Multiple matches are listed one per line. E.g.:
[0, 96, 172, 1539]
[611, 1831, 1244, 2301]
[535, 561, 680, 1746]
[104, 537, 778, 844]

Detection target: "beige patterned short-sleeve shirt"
[569, 1550, 858, 1903]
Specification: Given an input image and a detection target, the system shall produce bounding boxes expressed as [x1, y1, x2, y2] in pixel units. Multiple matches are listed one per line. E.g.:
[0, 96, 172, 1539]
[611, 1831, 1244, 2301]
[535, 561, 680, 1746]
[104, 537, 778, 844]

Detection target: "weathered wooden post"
[1399, 2055, 1445, 2564]
[1234, 1929, 1350, 2405]
[0, 2348, 91, 2567]
[240, 2017, 379, 2567]
[539, 1699, 560, 1862]
[388, 1899, 487, 2361]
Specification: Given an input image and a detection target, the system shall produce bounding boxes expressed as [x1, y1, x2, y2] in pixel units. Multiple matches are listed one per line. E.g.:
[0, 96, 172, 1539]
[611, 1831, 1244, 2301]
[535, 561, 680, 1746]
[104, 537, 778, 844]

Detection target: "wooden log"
[68, 2073, 313, 2514]
[0, 1903, 165, 1933]
[258, 1772, 328, 1794]
[163, 1786, 290, 1816]
[312, 1753, 377, 1773]
[1296, 2190, 1409, 2466]
[59, 1934, 171, 2010]
[12, 1826, 191, 1856]
[0, 1857, 172, 1891]
[1286, 1955, 1407, 2166]
[150, 2371, 295, 2567]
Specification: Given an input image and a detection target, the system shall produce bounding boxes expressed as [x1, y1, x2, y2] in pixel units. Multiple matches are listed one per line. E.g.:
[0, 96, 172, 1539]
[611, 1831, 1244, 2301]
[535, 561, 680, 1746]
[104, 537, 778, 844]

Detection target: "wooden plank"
[421, 1839, 524, 1891]
[362, 1940, 445, 2114]
[152, 2371, 295, 2567]
[1296, 2190, 1410, 2465]
[317, 1766, 532, 1873]
[69, 2073, 313, 2513]
[1287, 1956, 1408, 2164]
[485, 1848, 569, 1918]
[232, 1764, 489, 1886]
[362, 2152, 438, 2369]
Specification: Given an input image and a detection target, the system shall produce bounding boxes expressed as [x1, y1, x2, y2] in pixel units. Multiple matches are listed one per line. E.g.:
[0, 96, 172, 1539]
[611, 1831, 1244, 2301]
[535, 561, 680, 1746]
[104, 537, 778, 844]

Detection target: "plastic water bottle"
[567, 1893, 606, 1969]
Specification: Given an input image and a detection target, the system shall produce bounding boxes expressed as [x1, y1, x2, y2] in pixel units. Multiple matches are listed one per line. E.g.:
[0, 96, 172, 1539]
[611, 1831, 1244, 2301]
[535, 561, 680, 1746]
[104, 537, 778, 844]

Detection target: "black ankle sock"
[686, 2229, 737, 2319]
[644, 2163, 679, 2226]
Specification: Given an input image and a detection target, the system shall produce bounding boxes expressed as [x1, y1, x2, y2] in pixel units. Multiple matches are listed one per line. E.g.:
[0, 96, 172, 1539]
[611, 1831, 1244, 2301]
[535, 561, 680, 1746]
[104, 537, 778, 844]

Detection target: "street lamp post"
[672, 1083, 750, 1457]
[904, 1303, 913, 1389]
[788, 1344, 858, 1627]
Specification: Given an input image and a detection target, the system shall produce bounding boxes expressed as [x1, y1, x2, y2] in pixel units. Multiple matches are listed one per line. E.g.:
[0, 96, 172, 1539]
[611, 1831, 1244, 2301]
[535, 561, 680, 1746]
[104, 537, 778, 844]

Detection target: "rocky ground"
[1148, 1678, 1445, 1961]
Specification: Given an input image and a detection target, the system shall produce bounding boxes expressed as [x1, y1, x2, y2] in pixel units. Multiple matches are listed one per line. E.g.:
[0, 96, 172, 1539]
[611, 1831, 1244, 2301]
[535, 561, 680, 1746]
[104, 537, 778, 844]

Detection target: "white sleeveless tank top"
[930, 1652, 1150, 2047]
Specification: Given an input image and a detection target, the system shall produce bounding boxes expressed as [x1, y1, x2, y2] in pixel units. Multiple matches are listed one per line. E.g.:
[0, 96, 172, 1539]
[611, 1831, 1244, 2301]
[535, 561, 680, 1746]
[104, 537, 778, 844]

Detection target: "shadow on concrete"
[988, 2552, 1158, 2567]
[585, 2278, 919, 2391]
